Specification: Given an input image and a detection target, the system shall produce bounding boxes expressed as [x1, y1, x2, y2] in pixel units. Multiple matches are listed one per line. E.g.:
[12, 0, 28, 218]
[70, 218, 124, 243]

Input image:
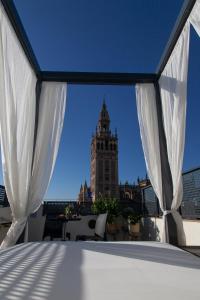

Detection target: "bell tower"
[90, 101, 119, 201]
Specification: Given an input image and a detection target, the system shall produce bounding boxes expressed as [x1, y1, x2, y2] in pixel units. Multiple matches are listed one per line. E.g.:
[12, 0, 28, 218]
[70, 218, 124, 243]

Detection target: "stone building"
[77, 181, 92, 204]
[90, 101, 119, 201]
[119, 181, 139, 201]
[78, 101, 150, 204]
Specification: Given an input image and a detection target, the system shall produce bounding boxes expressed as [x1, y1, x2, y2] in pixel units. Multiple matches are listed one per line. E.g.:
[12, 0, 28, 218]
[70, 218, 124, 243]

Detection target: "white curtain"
[27, 82, 66, 214]
[136, 22, 190, 245]
[0, 3, 67, 249]
[189, 0, 200, 37]
[136, 84, 168, 242]
[159, 21, 190, 245]
[136, 84, 163, 209]
[0, 2, 37, 248]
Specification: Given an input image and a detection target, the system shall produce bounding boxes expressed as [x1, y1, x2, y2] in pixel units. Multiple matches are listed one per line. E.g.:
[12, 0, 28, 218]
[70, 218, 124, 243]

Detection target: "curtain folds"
[27, 82, 66, 214]
[135, 84, 163, 210]
[189, 0, 200, 37]
[136, 84, 167, 243]
[0, 2, 37, 248]
[159, 21, 190, 245]
[0, 3, 67, 249]
[136, 22, 190, 245]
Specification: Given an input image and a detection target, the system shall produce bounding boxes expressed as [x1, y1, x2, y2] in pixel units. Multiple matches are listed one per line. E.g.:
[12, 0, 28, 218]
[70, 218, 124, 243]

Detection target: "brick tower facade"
[90, 101, 119, 201]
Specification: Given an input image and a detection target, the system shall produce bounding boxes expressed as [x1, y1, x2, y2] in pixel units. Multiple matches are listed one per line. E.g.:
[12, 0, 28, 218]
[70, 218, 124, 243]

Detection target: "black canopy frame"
[0, 0, 197, 245]
[1, 0, 196, 84]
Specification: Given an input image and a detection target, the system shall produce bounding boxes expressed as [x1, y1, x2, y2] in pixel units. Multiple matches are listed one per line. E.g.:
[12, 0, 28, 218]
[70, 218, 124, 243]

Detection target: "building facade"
[142, 166, 200, 219]
[0, 185, 9, 207]
[77, 181, 91, 204]
[90, 102, 119, 201]
[78, 101, 149, 205]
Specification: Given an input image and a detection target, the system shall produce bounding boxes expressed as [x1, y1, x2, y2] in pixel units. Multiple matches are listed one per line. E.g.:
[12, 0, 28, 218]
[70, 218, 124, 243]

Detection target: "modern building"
[0, 185, 9, 207]
[142, 166, 200, 219]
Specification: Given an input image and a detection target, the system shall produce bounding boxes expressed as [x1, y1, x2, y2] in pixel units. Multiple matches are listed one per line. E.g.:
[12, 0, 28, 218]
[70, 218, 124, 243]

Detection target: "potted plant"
[121, 207, 134, 232]
[91, 197, 107, 215]
[65, 204, 74, 218]
[105, 198, 119, 234]
[91, 197, 119, 234]
[127, 212, 142, 235]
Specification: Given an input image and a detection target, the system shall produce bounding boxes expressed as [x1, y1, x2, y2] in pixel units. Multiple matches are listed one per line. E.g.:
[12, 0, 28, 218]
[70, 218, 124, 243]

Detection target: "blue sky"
[0, 1, 200, 200]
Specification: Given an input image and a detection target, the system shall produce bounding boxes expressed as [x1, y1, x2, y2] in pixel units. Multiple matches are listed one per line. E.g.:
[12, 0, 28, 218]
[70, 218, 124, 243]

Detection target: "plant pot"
[107, 223, 118, 234]
[65, 213, 72, 219]
[128, 222, 140, 234]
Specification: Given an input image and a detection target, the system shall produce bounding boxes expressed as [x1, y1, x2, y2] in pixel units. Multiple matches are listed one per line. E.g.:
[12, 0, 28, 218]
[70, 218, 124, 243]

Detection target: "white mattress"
[0, 241, 200, 300]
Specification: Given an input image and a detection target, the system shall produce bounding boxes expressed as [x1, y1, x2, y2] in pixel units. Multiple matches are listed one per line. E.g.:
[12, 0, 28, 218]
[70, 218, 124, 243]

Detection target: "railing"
[141, 166, 200, 220]
[43, 199, 93, 217]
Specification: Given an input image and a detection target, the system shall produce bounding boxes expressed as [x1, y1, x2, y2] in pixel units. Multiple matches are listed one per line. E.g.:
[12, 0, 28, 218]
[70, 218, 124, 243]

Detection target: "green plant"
[91, 197, 119, 224]
[65, 204, 74, 216]
[122, 207, 134, 219]
[127, 213, 142, 225]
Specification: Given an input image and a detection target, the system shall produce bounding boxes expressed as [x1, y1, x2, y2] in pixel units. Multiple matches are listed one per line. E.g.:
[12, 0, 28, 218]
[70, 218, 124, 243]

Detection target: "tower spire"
[90, 100, 119, 201]
[98, 99, 110, 135]
[103, 95, 106, 108]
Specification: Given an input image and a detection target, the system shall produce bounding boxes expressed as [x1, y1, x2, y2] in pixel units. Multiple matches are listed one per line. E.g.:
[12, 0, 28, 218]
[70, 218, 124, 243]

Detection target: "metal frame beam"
[156, 0, 196, 77]
[40, 71, 157, 85]
[1, 0, 41, 77]
[1, 0, 197, 83]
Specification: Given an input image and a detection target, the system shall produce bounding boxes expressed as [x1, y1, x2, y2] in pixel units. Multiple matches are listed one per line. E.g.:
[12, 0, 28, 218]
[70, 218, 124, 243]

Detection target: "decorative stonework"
[77, 101, 150, 204]
[90, 101, 119, 201]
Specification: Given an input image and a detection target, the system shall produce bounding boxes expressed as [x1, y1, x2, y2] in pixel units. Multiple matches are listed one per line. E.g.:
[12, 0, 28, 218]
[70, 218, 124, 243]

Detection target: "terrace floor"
[182, 246, 200, 257]
[0, 241, 200, 300]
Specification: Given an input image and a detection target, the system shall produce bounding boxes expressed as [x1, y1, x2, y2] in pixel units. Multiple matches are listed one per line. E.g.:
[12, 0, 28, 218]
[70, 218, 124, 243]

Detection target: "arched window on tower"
[105, 140, 108, 150]
[101, 142, 104, 150]
[97, 142, 100, 150]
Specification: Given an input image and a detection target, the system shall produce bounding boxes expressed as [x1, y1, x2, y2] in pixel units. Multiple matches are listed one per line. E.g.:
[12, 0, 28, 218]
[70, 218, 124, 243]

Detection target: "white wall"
[142, 217, 200, 246]
[0, 207, 12, 244]
[183, 220, 200, 246]
[67, 215, 97, 240]
[28, 205, 46, 242]
[0, 207, 11, 222]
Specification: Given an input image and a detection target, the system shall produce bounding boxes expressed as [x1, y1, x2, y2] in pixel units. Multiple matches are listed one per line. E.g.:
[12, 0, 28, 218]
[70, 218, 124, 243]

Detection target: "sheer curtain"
[136, 84, 168, 242]
[159, 21, 190, 245]
[135, 84, 163, 210]
[27, 82, 66, 214]
[136, 22, 190, 245]
[189, 0, 200, 37]
[0, 3, 67, 249]
[0, 2, 37, 248]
